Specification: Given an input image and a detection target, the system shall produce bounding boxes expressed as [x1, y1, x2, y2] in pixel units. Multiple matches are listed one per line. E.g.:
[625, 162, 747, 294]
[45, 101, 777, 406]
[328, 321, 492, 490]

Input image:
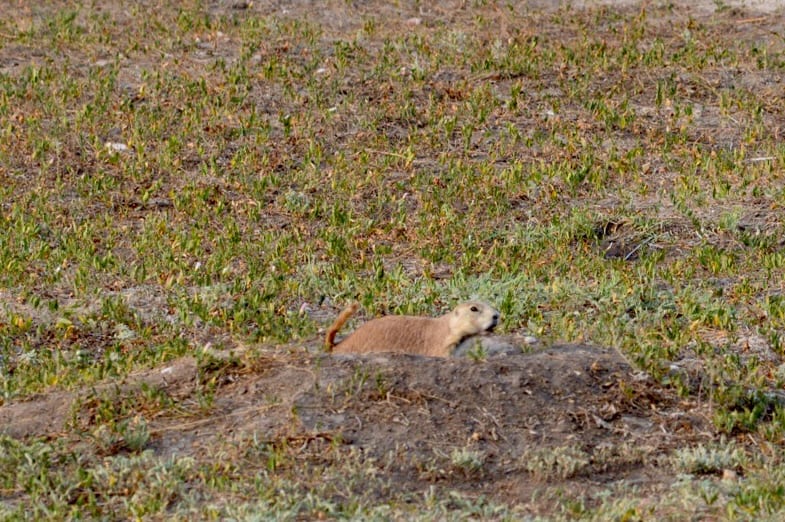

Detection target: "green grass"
[2, 0, 785, 518]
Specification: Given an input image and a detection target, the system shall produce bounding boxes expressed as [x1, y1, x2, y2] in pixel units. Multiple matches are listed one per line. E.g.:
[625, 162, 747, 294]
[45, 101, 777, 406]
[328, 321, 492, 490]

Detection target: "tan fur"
[325, 301, 499, 358]
[324, 302, 359, 350]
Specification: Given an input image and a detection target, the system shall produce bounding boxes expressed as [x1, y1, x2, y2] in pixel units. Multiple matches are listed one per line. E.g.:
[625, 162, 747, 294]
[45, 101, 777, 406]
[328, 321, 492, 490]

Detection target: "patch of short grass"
[521, 444, 591, 480]
[0, 434, 526, 520]
[672, 439, 748, 475]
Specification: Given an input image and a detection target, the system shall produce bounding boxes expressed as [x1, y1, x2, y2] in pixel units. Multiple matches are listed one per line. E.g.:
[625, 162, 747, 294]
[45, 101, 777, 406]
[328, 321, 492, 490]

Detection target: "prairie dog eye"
[470, 305, 478, 312]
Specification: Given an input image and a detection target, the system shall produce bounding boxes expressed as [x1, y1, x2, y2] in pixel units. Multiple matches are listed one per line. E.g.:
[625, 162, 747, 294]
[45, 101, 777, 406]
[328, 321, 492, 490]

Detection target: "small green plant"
[464, 339, 488, 361]
[87, 414, 150, 455]
[119, 415, 150, 452]
[450, 447, 486, 476]
[374, 371, 389, 397]
[672, 441, 747, 475]
[520, 445, 591, 480]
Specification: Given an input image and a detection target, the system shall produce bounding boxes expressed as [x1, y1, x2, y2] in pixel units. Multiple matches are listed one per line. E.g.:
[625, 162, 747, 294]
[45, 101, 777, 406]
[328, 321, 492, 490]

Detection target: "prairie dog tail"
[324, 302, 360, 351]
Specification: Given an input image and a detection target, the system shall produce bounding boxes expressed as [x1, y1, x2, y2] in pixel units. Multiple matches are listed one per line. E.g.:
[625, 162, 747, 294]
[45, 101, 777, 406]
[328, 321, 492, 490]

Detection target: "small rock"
[105, 142, 129, 152]
[722, 469, 738, 481]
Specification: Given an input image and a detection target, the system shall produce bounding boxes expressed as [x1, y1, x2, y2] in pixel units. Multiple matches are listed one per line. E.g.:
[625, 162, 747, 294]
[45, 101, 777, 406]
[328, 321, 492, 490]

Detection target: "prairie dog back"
[326, 301, 499, 357]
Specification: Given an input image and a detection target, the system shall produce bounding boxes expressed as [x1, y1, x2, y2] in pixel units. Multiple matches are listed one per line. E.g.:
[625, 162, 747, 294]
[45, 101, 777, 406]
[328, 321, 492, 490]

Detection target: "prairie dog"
[324, 301, 500, 358]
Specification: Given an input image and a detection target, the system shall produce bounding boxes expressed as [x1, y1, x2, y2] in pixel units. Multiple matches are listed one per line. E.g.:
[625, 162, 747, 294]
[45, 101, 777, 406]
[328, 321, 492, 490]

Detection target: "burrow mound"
[2, 344, 712, 501]
[1, 344, 712, 451]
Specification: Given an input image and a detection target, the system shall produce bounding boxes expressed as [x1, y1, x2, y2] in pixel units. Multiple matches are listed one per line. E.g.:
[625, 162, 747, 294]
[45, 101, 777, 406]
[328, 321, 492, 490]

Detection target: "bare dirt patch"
[1, 344, 713, 510]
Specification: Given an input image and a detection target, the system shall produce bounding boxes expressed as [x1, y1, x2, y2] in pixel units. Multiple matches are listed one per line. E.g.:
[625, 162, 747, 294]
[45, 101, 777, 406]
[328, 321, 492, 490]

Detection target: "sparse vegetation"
[2, 0, 785, 518]
[672, 439, 748, 475]
[521, 444, 591, 480]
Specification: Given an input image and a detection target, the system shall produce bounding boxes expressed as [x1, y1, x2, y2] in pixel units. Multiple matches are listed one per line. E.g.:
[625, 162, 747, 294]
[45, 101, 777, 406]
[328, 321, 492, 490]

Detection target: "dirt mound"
[0, 357, 199, 440]
[1, 344, 712, 505]
[294, 345, 706, 455]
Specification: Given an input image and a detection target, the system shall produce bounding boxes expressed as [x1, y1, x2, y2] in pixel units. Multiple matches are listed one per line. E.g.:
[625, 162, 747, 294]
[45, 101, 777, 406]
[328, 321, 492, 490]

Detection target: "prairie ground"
[2, 0, 785, 519]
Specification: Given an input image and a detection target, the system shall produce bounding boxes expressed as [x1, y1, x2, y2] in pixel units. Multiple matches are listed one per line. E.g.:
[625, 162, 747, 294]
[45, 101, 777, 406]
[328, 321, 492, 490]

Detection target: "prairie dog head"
[448, 301, 500, 339]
